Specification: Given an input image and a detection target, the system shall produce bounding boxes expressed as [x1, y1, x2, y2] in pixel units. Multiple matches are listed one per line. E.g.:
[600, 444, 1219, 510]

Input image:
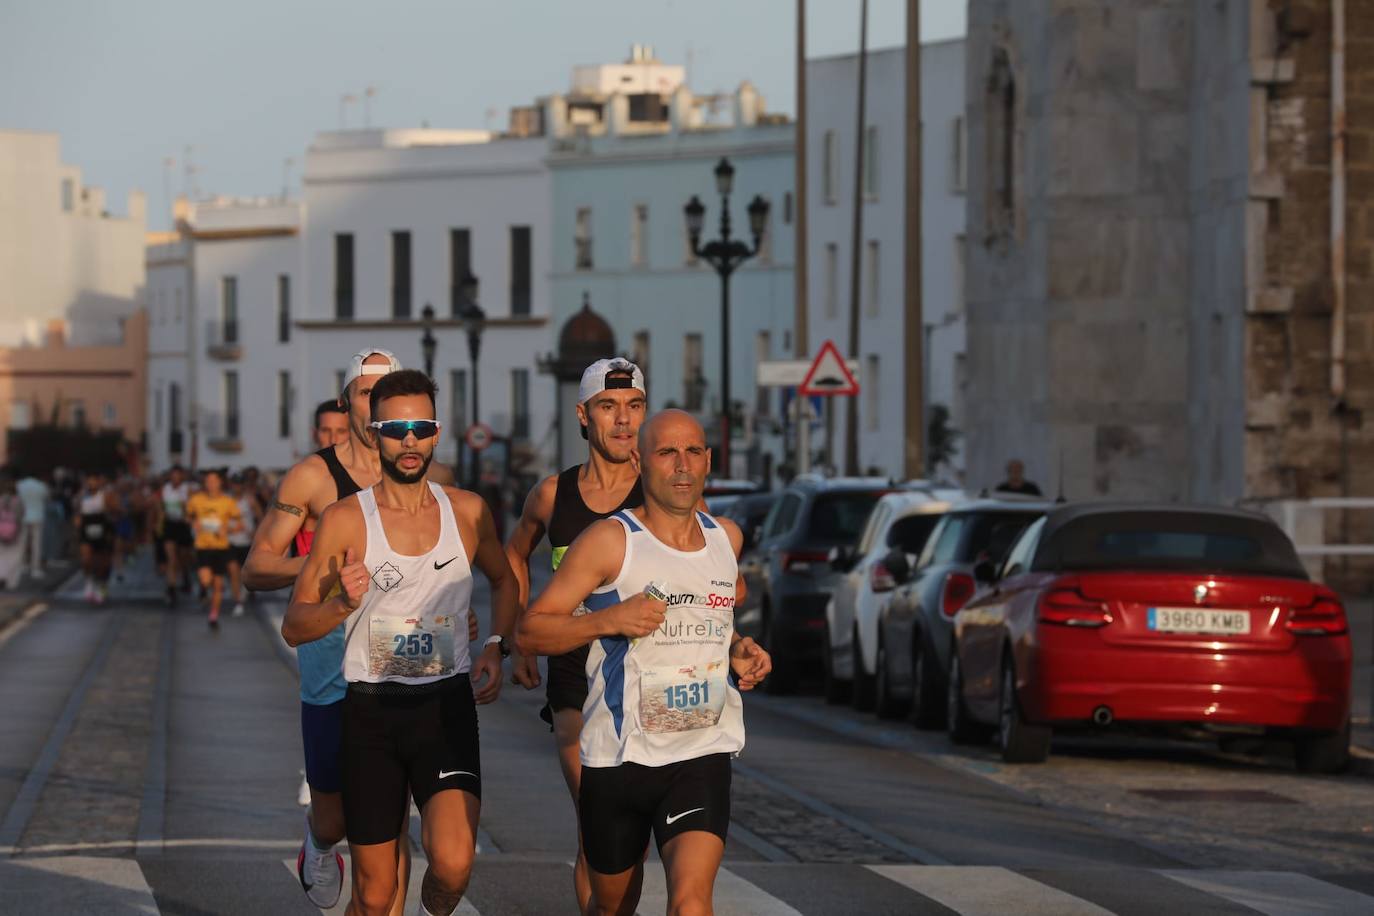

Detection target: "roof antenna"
[1056, 448, 1067, 503]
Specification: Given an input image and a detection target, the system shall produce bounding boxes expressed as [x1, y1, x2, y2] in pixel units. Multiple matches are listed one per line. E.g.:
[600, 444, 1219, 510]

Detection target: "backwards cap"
[342, 348, 402, 395]
[578, 357, 646, 404]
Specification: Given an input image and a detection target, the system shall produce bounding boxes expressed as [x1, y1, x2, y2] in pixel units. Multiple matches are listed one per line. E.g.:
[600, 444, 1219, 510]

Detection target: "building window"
[391, 230, 412, 319]
[102, 403, 117, 425]
[450, 228, 472, 316]
[865, 355, 880, 431]
[575, 207, 593, 270]
[154, 386, 163, 431]
[951, 116, 967, 193]
[61, 178, 74, 212]
[632, 330, 650, 384]
[224, 371, 240, 439]
[174, 287, 183, 324]
[449, 369, 468, 431]
[510, 369, 530, 440]
[754, 330, 772, 417]
[865, 241, 880, 317]
[221, 276, 238, 344]
[278, 275, 291, 342]
[824, 243, 839, 319]
[783, 191, 794, 225]
[335, 233, 355, 319]
[630, 204, 649, 268]
[510, 225, 532, 316]
[987, 47, 1019, 235]
[169, 383, 182, 432]
[822, 129, 839, 205]
[863, 125, 879, 198]
[70, 400, 86, 429]
[954, 234, 967, 316]
[756, 198, 773, 264]
[11, 400, 32, 430]
[278, 371, 292, 438]
[683, 333, 705, 412]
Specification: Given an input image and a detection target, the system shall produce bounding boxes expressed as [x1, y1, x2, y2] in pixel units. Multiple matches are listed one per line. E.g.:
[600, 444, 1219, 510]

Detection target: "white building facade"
[0, 130, 146, 347]
[805, 40, 967, 479]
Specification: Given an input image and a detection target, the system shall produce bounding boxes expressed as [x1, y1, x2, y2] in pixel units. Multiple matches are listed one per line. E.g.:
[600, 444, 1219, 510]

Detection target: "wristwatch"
[483, 635, 511, 659]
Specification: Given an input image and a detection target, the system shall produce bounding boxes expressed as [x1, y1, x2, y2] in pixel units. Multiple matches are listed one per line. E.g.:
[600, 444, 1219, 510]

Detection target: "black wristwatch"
[484, 635, 511, 658]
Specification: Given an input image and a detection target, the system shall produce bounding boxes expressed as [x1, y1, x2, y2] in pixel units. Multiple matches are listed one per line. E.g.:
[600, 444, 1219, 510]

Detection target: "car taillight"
[871, 561, 897, 593]
[941, 572, 976, 618]
[782, 550, 829, 573]
[1286, 597, 1348, 636]
[1038, 587, 1110, 628]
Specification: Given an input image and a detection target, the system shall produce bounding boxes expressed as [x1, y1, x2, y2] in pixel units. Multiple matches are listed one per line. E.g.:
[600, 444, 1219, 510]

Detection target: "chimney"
[45, 320, 66, 349]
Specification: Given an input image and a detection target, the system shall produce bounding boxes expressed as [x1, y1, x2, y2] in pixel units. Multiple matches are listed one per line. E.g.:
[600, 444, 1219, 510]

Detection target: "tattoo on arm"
[273, 501, 304, 518]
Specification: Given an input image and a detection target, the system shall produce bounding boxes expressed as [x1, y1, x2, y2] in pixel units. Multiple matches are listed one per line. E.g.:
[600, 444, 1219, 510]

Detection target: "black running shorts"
[541, 644, 590, 724]
[341, 676, 481, 846]
[196, 548, 231, 576]
[578, 753, 731, 875]
[164, 520, 193, 548]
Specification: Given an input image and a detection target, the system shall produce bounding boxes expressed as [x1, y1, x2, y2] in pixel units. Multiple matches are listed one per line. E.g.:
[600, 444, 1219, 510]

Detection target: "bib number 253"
[392, 633, 434, 657]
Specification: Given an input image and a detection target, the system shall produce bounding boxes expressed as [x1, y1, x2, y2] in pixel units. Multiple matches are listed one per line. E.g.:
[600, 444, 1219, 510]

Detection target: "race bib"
[199, 516, 222, 533]
[367, 612, 457, 680]
[84, 523, 105, 540]
[165, 502, 184, 521]
[640, 661, 729, 734]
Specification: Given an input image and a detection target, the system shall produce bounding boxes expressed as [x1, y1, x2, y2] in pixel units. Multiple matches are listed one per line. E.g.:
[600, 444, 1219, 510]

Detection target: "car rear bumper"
[1023, 632, 1352, 732]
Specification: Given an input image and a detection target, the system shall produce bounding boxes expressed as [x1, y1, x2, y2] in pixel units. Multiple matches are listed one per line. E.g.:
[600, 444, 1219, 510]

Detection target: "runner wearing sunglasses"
[283, 369, 518, 916]
[245, 348, 461, 913]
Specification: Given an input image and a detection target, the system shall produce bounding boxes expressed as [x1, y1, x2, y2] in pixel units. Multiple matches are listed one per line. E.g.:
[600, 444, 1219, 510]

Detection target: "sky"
[0, 0, 965, 230]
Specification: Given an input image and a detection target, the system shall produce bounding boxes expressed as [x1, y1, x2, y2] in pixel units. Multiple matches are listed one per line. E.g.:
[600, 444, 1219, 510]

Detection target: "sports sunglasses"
[369, 419, 442, 440]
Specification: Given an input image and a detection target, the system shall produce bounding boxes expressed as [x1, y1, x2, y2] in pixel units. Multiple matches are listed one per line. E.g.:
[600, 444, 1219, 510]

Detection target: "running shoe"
[232, 603, 245, 618]
[208, 617, 219, 631]
[297, 774, 311, 807]
[83, 581, 95, 602]
[297, 815, 344, 909]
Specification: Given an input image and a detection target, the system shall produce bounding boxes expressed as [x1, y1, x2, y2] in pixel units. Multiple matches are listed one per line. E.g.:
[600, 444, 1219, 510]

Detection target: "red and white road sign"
[464, 422, 494, 451]
[798, 340, 860, 397]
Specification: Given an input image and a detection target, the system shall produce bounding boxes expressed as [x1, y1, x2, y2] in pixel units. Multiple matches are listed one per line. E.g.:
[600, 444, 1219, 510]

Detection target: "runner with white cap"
[246, 347, 460, 912]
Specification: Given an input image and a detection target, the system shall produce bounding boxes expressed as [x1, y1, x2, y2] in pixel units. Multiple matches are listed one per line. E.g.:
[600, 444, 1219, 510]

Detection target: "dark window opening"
[392, 230, 412, 319]
[510, 225, 531, 315]
[335, 233, 354, 319]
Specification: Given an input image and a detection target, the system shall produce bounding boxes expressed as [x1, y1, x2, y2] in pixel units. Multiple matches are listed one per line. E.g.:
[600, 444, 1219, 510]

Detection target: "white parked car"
[822, 490, 952, 710]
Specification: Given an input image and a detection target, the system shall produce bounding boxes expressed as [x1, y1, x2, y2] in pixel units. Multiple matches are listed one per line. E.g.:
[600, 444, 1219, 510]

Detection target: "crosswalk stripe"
[1161, 870, 1374, 916]
[1, 855, 159, 915]
[281, 853, 481, 915]
[636, 864, 803, 915]
[867, 864, 1114, 915]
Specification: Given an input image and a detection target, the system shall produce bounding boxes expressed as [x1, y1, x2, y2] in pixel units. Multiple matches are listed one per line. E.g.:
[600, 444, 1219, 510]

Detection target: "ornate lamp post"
[456, 271, 485, 489]
[684, 157, 770, 478]
[420, 303, 437, 379]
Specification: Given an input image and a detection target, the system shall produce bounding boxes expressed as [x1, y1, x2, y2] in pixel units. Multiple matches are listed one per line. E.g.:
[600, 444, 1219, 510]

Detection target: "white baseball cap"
[342, 348, 402, 395]
[578, 357, 646, 404]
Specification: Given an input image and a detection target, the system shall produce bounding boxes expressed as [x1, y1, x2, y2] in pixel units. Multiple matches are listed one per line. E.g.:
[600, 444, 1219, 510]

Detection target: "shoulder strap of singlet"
[613, 509, 643, 533]
[696, 510, 718, 529]
[318, 445, 362, 499]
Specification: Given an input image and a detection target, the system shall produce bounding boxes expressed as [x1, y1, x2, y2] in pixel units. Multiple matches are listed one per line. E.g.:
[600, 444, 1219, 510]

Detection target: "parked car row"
[721, 476, 1353, 774]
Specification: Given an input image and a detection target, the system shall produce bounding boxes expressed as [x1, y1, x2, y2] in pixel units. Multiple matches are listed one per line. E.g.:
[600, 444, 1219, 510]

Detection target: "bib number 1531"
[663, 680, 710, 710]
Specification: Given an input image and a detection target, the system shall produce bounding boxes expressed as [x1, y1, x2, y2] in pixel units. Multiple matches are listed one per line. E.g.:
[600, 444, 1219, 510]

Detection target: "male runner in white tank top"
[518, 410, 772, 916]
[284, 369, 517, 916]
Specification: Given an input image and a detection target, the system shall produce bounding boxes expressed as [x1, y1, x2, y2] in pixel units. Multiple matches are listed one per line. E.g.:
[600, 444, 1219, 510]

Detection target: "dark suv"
[750, 476, 896, 693]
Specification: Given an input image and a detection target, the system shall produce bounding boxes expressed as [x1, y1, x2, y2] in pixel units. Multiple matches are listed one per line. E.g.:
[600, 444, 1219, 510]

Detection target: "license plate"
[1148, 607, 1251, 635]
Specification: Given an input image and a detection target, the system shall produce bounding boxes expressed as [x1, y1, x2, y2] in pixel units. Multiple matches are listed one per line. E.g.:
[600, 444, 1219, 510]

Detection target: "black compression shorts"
[342, 676, 481, 846]
[164, 520, 193, 548]
[579, 753, 732, 875]
[541, 644, 590, 725]
[196, 548, 231, 576]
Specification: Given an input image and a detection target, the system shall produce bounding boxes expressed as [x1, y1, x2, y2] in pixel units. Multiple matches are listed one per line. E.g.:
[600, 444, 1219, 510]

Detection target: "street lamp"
[456, 271, 485, 489]
[420, 303, 437, 379]
[683, 156, 769, 479]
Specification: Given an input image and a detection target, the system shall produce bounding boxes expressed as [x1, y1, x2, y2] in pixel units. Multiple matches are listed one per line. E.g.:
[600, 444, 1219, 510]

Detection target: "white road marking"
[282, 853, 480, 915]
[869, 865, 1114, 915]
[0, 601, 49, 651]
[0, 855, 158, 914]
[1162, 870, 1374, 916]
[3, 838, 303, 855]
[636, 865, 803, 916]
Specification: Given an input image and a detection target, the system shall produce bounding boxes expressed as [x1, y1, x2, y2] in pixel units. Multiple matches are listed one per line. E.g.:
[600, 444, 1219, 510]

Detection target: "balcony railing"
[202, 410, 242, 452]
[205, 320, 241, 359]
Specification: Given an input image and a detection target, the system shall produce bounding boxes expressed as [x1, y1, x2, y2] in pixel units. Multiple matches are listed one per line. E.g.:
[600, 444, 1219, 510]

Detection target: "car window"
[959, 512, 1039, 565]
[766, 493, 802, 540]
[888, 513, 942, 555]
[1000, 517, 1047, 579]
[805, 491, 887, 546]
[921, 515, 967, 568]
[858, 505, 891, 555]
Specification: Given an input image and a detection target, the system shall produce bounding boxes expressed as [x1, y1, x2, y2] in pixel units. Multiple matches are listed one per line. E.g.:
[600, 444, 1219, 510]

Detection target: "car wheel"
[760, 604, 797, 695]
[998, 662, 1051, 764]
[945, 651, 991, 745]
[821, 622, 851, 704]
[909, 632, 945, 730]
[1294, 721, 1350, 774]
[874, 638, 908, 719]
[851, 626, 876, 712]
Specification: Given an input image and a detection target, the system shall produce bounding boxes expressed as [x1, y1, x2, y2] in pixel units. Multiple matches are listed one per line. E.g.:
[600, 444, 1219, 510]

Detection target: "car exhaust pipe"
[1092, 706, 1114, 727]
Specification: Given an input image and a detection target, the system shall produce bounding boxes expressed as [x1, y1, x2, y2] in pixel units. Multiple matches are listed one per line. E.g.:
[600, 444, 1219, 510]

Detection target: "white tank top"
[581, 509, 744, 768]
[162, 482, 189, 521]
[341, 482, 474, 685]
[80, 491, 107, 516]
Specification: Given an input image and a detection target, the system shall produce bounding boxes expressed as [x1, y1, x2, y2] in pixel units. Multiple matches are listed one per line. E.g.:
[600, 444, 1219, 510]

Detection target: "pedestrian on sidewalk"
[16, 470, 48, 581]
[0, 475, 25, 590]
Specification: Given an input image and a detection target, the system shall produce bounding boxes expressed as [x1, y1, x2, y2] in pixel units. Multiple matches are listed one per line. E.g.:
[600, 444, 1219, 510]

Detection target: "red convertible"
[947, 504, 1351, 771]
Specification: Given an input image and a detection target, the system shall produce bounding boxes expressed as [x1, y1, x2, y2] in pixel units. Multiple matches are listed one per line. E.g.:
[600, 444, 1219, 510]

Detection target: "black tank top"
[546, 465, 643, 569]
[318, 445, 363, 499]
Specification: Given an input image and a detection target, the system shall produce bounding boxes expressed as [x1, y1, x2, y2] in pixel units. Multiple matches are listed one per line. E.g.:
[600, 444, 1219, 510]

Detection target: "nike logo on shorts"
[439, 769, 476, 780]
[434, 556, 459, 570]
[665, 807, 705, 825]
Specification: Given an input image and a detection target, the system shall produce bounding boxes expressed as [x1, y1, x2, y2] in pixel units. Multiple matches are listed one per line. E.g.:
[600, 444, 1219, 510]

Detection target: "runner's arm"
[469, 495, 519, 643]
[504, 475, 555, 609]
[716, 516, 748, 611]
[282, 501, 355, 646]
[428, 461, 457, 486]
[243, 461, 316, 591]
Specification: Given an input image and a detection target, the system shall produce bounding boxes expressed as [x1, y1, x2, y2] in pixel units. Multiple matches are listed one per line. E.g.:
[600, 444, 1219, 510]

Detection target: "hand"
[510, 650, 541, 689]
[609, 593, 666, 639]
[469, 645, 503, 704]
[339, 547, 369, 610]
[729, 636, 771, 691]
[467, 612, 480, 643]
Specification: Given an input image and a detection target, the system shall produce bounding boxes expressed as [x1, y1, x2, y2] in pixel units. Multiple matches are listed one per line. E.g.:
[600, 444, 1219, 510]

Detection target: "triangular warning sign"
[799, 340, 859, 396]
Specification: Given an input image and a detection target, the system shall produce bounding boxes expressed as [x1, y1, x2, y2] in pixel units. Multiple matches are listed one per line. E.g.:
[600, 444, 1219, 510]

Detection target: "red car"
[947, 504, 1351, 771]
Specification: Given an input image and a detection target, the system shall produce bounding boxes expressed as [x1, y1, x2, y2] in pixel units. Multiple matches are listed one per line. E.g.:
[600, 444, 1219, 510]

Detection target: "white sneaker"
[297, 774, 311, 807]
[83, 581, 95, 601]
[296, 815, 343, 909]
[232, 602, 245, 618]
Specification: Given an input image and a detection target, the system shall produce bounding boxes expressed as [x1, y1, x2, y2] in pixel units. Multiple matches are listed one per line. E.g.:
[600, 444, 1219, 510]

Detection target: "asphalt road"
[1, 550, 1372, 915]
